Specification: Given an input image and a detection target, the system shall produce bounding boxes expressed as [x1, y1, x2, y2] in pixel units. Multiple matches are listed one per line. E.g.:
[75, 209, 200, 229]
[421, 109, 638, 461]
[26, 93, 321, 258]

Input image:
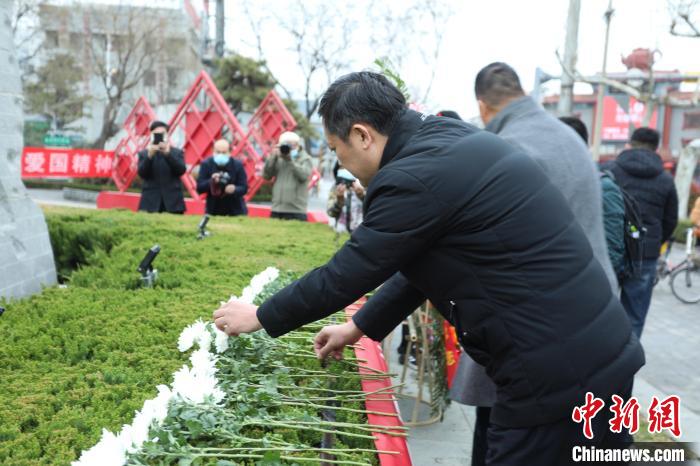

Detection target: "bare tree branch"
[669, 0, 700, 37]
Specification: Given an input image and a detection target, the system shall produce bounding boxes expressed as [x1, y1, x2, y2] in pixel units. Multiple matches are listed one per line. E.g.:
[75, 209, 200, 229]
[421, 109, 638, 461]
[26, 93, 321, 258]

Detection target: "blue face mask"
[290, 149, 299, 159]
[213, 154, 229, 166]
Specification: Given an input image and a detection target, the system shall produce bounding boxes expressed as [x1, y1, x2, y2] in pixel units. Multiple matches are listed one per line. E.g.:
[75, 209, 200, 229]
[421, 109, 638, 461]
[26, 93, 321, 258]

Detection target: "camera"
[152, 132, 166, 145]
[280, 144, 291, 156]
[336, 168, 357, 188]
[215, 171, 231, 189]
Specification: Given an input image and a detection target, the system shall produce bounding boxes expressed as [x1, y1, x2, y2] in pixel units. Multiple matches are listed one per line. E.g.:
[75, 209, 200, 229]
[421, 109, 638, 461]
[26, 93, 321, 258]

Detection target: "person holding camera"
[327, 162, 365, 233]
[137, 120, 187, 214]
[262, 131, 313, 221]
[196, 139, 248, 216]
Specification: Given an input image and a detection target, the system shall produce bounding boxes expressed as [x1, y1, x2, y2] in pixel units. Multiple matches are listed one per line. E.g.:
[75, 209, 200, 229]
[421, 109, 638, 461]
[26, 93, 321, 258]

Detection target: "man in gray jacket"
[262, 131, 313, 221]
[452, 62, 620, 466]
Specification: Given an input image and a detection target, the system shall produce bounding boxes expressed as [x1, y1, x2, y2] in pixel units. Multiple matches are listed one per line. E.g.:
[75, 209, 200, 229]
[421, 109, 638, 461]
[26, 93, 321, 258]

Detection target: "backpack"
[603, 169, 647, 280]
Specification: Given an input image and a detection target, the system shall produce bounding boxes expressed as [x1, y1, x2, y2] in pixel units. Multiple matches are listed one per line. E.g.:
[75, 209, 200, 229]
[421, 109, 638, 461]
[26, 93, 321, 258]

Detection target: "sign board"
[601, 96, 658, 141]
[43, 134, 72, 147]
[21, 147, 114, 178]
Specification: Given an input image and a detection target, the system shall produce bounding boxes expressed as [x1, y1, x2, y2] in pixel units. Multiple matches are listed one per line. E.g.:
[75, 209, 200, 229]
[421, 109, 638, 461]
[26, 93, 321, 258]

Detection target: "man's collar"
[484, 95, 537, 134]
[379, 109, 427, 168]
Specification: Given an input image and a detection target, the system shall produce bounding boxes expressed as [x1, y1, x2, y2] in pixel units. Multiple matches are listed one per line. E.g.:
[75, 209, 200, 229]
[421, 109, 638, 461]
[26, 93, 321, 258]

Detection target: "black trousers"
[270, 211, 307, 221]
[473, 380, 634, 466]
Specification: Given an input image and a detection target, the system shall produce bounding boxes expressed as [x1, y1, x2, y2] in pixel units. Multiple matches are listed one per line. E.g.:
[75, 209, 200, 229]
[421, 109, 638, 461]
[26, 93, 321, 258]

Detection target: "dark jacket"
[600, 172, 626, 275]
[137, 147, 187, 213]
[257, 110, 644, 428]
[196, 157, 248, 216]
[608, 149, 679, 259]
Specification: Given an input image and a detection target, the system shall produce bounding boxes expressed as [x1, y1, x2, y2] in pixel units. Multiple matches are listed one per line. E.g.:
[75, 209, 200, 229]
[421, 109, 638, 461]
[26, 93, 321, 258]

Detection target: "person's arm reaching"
[212, 168, 445, 342]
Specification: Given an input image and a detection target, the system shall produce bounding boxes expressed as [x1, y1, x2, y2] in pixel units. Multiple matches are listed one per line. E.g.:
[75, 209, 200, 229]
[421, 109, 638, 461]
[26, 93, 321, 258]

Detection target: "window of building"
[93, 33, 107, 51]
[69, 33, 83, 50]
[683, 112, 700, 130]
[45, 30, 59, 48]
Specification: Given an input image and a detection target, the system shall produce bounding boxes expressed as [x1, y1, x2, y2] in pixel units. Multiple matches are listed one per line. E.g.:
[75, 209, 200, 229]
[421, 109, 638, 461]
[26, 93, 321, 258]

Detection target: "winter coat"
[452, 95, 620, 407]
[137, 147, 187, 213]
[608, 148, 679, 259]
[262, 150, 313, 215]
[256, 110, 644, 428]
[196, 156, 248, 216]
[600, 173, 626, 276]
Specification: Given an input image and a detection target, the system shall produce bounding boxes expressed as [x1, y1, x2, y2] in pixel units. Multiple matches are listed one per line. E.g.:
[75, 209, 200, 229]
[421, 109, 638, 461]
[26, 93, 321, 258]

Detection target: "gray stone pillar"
[1, 0, 57, 299]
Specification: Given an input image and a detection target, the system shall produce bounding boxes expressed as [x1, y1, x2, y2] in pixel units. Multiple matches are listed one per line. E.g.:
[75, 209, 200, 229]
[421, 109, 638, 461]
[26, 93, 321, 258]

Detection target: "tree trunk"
[93, 98, 119, 149]
[674, 139, 700, 219]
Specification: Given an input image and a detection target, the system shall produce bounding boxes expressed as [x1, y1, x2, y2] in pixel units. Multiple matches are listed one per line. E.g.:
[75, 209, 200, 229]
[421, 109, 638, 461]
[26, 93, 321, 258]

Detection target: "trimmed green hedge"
[0, 207, 339, 465]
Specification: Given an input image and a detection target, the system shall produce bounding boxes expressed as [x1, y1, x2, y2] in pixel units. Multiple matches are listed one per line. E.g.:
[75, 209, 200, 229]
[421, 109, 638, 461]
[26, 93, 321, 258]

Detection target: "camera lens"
[280, 144, 291, 155]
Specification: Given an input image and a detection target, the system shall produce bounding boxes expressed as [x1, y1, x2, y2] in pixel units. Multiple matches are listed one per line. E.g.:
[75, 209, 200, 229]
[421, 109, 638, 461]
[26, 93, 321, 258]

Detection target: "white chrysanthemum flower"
[178, 320, 207, 352]
[172, 364, 224, 405]
[72, 428, 126, 466]
[213, 324, 229, 353]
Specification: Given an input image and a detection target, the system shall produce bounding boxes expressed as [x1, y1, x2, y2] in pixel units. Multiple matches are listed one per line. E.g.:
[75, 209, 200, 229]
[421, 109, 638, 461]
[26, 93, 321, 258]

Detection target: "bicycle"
[655, 228, 700, 304]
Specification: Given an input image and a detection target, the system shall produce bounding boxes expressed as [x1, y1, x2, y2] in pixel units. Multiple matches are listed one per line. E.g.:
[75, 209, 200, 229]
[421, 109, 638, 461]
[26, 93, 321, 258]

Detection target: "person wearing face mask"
[196, 139, 248, 216]
[262, 131, 313, 221]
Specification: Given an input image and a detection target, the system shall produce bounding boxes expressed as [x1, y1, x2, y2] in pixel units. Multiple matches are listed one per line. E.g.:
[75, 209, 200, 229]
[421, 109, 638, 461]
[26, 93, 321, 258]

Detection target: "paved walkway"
[27, 188, 97, 209]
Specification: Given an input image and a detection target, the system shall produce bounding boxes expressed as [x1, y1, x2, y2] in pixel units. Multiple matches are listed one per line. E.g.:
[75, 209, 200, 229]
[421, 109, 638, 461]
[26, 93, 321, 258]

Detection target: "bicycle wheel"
[670, 264, 700, 304]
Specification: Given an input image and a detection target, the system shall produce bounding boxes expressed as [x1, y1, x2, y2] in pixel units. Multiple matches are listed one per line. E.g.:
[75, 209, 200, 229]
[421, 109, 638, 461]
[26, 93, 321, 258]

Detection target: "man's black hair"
[474, 62, 525, 107]
[437, 110, 462, 120]
[149, 120, 169, 132]
[559, 116, 589, 144]
[630, 127, 660, 151]
[318, 71, 407, 141]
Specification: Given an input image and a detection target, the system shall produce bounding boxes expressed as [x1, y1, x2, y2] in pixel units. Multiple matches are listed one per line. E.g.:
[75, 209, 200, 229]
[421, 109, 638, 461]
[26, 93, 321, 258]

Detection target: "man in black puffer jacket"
[213, 72, 645, 465]
[608, 127, 678, 338]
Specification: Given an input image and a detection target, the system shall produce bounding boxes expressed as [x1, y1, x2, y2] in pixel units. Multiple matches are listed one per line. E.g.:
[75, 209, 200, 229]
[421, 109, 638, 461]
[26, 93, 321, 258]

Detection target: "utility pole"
[558, 0, 581, 116]
[215, 0, 224, 58]
[591, 0, 615, 161]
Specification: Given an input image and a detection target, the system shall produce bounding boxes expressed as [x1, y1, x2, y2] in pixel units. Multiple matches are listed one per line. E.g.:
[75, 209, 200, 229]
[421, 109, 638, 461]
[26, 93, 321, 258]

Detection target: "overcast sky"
[223, 0, 700, 119]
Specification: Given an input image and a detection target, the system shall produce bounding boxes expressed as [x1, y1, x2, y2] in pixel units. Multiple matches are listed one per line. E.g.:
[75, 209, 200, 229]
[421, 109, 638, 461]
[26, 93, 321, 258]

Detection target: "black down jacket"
[257, 110, 645, 428]
[608, 148, 678, 260]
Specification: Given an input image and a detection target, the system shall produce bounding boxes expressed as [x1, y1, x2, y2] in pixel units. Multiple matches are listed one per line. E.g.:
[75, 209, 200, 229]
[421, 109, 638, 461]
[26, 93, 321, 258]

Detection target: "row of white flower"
[72, 267, 280, 466]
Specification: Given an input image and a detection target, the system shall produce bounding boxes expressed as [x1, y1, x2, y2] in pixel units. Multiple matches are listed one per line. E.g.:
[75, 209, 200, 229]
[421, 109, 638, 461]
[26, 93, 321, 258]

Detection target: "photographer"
[327, 162, 365, 233]
[137, 120, 187, 214]
[196, 139, 248, 216]
[262, 131, 313, 221]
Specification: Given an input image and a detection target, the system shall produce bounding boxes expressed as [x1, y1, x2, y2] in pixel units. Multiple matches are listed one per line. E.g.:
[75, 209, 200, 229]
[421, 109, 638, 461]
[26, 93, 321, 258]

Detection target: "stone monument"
[0, 0, 57, 299]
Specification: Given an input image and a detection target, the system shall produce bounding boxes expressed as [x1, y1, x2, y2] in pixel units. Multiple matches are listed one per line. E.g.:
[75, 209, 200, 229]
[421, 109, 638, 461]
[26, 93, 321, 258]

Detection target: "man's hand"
[212, 173, 221, 183]
[147, 144, 158, 158]
[314, 321, 364, 361]
[351, 180, 365, 198]
[224, 184, 236, 195]
[212, 301, 262, 336]
[159, 141, 170, 155]
[336, 184, 347, 202]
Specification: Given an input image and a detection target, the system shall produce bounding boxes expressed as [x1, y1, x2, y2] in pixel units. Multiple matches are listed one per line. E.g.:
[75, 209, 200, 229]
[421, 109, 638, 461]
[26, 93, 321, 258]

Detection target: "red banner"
[21, 147, 114, 178]
[601, 96, 658, 141]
